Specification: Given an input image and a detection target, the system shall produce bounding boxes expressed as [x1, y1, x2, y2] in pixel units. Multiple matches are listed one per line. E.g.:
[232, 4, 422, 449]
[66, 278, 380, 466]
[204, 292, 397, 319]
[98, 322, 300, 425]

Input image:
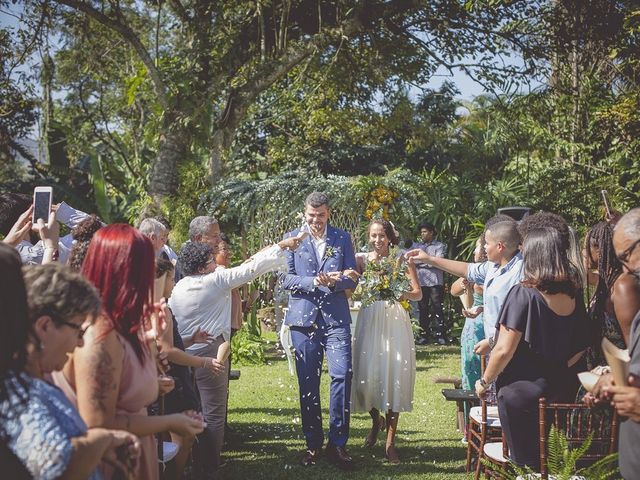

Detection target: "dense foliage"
[1, 0, 638, 240]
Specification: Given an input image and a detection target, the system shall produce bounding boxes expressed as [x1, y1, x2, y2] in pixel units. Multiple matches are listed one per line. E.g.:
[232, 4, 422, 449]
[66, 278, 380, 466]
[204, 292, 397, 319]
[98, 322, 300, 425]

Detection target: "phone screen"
[33, 191, 51, 223]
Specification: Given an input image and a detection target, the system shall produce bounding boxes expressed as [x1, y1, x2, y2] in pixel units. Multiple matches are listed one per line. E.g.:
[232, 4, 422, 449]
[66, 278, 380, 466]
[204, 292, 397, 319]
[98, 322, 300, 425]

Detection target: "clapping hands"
[316, 271, 342, 287]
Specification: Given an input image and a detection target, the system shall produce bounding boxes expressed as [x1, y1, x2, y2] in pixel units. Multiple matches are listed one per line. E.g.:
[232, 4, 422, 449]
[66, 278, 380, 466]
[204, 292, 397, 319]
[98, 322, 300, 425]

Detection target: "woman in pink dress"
[53, 224, 204, 479]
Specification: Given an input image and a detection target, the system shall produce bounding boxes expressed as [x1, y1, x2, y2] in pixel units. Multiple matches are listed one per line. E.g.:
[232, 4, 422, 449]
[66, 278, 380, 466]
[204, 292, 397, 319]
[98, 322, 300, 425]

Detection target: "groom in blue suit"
[282, 192, 358, 469]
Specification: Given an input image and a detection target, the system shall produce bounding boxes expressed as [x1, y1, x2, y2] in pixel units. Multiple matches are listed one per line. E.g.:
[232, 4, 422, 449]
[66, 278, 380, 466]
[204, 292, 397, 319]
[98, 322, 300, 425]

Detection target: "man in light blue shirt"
[406, 220, 523, 340]
[467, 250, 523, 339]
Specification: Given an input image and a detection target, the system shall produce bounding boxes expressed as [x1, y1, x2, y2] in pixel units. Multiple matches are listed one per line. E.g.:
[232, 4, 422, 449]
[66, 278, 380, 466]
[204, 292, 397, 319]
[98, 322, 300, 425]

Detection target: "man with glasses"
[604, 208, 640, 479]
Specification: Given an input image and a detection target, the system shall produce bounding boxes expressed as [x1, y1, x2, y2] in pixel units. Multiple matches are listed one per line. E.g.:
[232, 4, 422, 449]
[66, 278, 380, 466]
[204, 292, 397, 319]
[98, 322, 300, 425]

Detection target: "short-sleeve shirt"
[0, 372, 101, 480]
[495, 284, 589, 391]
[467, 252, 524, 339]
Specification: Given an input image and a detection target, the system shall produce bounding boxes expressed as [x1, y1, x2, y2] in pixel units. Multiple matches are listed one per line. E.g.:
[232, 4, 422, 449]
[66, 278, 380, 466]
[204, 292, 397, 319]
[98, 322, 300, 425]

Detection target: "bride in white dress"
[350, 219, 422, 464]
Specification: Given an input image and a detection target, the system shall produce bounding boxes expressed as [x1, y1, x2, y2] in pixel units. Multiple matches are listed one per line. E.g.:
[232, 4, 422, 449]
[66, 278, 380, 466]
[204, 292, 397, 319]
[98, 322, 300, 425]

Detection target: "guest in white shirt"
[168, 234, 304, 475]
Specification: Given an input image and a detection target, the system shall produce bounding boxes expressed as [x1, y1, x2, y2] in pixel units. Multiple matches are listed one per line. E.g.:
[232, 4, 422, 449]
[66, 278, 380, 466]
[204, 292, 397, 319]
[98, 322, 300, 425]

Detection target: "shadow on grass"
[222, 441, 468, 479]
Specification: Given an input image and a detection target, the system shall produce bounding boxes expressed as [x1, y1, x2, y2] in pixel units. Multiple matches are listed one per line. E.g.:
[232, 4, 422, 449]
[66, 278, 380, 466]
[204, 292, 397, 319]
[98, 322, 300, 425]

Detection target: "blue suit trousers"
[290, 314, 352, 449]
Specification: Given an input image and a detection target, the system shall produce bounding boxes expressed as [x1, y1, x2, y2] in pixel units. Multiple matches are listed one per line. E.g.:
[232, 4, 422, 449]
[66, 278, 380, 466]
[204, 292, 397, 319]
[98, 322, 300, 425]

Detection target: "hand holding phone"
[32, 186, 53, 226]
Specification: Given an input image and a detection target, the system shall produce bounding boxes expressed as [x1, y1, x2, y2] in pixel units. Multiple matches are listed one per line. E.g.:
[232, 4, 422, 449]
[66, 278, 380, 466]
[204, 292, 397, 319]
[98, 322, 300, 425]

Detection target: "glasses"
[617, 238, 640, 265]
[205, 256, 216, 265]
[59, 320, 89, 340]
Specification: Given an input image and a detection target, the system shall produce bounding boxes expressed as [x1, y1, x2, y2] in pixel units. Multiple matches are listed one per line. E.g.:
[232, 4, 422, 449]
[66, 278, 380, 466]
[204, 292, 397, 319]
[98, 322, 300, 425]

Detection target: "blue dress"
[0, 372, 101, 480]
[460, 292, 485, 390]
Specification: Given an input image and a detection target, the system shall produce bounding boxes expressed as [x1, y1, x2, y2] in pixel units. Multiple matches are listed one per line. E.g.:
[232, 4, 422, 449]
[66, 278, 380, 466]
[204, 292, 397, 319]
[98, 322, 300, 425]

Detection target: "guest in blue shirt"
[406, 220, 523, 341]
[411, 222, 448, 345]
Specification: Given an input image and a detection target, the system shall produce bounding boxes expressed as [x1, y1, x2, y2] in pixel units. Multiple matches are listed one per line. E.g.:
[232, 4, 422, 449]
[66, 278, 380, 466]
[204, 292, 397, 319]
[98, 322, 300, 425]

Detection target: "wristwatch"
[479, 377, 489, 389]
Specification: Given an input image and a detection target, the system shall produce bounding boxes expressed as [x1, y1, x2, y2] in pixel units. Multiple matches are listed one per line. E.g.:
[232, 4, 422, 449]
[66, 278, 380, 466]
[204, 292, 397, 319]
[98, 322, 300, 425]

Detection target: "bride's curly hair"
[368, 218, 399, 246]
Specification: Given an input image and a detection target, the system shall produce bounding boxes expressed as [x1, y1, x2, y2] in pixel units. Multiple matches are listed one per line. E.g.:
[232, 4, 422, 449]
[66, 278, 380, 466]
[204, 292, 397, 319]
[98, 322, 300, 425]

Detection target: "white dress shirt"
[310, 225, 327, 265]
[169, 245, 287, 352]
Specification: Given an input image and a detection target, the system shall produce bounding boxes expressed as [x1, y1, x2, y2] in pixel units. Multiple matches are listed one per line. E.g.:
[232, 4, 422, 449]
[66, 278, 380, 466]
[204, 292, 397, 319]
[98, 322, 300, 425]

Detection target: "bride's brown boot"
[385, 411, 400, 464]
[364, 408, 385, 447]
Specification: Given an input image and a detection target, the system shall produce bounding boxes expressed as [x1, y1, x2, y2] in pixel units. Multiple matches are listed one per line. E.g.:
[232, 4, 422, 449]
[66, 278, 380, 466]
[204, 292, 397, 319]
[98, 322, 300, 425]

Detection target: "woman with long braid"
[583, 221, 640, 406]
[585, 221, 640, 357]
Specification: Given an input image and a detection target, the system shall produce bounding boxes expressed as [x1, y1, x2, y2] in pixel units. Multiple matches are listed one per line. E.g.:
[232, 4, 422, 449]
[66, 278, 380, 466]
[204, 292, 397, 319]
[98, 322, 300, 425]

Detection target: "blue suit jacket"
[281, 225, 357, 328]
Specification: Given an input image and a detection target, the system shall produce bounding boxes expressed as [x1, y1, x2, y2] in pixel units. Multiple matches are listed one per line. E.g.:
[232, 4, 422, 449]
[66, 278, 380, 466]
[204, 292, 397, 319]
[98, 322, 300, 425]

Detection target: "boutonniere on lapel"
[324, 246, 340, 260]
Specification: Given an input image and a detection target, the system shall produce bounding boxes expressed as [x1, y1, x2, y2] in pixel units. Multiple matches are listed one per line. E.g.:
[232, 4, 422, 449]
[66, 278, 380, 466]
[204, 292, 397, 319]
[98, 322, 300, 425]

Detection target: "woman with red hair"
[52, 224, 204, 479]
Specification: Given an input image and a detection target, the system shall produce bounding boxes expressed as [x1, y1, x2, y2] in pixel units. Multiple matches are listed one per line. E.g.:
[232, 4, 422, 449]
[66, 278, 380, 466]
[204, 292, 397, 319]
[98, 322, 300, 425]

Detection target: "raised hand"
[145, 299, 169, 341]
[404, 249, 429, 263]
[278, 235, 305, 251]
[3, 205, 33, 247]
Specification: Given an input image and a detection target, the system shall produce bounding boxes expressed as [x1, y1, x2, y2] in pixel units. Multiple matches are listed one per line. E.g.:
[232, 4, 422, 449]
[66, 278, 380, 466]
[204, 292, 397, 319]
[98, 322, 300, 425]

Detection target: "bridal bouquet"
[352, 247, 411, 309]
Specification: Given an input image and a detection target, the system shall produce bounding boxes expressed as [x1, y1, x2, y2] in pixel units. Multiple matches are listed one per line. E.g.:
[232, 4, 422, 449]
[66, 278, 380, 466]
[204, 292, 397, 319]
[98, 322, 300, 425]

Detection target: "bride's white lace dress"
[351, 252, 416, 412]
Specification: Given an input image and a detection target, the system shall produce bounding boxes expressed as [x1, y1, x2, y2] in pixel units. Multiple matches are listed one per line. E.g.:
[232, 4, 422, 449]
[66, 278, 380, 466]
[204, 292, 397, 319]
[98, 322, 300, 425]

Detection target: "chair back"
[538, 397, 618, 479]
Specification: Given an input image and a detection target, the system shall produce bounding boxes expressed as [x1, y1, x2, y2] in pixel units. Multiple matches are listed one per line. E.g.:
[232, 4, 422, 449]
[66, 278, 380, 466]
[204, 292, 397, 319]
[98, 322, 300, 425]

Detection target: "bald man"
[605, 208, 640, 479]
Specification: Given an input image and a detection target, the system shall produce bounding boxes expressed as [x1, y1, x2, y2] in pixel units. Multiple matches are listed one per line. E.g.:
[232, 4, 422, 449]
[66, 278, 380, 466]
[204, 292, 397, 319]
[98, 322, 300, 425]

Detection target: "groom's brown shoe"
[326, 445, 354, 470]
[301, 449, 321, 466]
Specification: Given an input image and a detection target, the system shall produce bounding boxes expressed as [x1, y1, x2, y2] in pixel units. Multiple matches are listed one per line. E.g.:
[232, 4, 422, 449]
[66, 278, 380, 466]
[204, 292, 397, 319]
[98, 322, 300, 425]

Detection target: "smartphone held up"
[32, 186, 53, 226]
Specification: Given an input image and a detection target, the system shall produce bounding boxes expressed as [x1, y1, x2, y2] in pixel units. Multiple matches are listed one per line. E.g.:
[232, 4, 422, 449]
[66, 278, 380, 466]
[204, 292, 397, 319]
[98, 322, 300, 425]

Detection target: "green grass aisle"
[223, 342, 470, 479]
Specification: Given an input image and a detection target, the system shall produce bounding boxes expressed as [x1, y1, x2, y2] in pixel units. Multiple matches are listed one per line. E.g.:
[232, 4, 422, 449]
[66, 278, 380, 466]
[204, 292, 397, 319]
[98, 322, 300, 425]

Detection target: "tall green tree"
[12, 0, 542, 204]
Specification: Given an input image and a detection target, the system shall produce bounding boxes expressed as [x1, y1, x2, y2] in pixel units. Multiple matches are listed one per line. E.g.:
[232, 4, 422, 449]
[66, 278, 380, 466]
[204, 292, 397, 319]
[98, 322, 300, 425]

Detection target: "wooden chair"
[466, 355, 502, 480]
[538, 397, 618, 479]
[481, 397, 619, 480]
[481, 430, 510, 479]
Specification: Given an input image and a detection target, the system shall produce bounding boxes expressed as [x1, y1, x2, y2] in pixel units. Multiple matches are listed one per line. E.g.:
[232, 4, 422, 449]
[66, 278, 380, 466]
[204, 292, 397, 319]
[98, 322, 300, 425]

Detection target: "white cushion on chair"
[483, 442, 508, 463]
[469, 405, 501, 427]
[162, 441, 179, 463]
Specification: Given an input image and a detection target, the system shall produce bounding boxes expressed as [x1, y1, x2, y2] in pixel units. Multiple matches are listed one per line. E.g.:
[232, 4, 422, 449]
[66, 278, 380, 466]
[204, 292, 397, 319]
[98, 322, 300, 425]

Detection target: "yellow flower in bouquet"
[351, 247, 411, 308]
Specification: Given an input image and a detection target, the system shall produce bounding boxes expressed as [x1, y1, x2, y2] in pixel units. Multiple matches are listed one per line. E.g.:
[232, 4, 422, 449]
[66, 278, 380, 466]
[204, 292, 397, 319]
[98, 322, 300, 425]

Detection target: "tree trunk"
[149, 114, 187, 202]
[208, 127, 233, 185]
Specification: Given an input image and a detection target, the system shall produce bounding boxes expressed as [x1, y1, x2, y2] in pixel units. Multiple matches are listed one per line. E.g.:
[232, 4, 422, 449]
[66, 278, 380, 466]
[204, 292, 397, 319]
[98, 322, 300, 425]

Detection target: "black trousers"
[417, 285, 445, 338]
[497, 378, 549, 470]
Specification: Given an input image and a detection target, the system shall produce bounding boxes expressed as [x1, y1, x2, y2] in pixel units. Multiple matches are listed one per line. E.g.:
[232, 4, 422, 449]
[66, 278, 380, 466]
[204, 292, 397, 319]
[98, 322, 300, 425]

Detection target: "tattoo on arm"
[87, 340, 117, 413]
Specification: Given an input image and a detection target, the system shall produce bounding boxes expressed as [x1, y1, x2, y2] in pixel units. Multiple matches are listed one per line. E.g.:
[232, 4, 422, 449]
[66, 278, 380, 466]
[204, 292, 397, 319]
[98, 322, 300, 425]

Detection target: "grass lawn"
[223, 337, 471, 479]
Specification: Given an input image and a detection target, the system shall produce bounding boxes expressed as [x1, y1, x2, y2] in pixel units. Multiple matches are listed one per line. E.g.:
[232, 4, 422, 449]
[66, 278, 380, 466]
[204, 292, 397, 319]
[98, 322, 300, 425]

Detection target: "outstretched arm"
[405, 249, 469, 278]
[279, 231, 316, 293]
